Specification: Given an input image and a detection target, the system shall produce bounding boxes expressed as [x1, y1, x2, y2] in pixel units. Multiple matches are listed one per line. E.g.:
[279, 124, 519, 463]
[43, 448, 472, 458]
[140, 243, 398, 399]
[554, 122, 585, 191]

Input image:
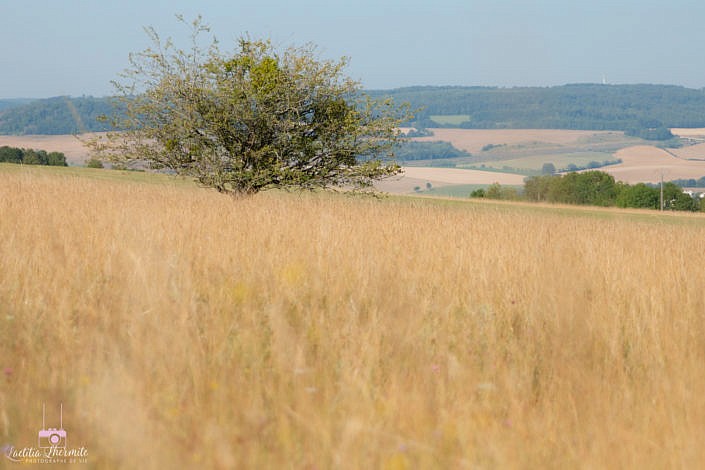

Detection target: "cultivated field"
[602, 145, 705, 183]
[2, 165, 705, 468]
[406, 129, 705, 189]
[0, 133, 99, 165]
[376, 167, 526, 193]
[412, 129, 629, 154]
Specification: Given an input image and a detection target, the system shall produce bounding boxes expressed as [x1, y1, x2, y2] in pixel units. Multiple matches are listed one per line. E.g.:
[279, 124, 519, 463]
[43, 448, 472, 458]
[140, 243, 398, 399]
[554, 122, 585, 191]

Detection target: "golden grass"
[2, 166, 705, 468]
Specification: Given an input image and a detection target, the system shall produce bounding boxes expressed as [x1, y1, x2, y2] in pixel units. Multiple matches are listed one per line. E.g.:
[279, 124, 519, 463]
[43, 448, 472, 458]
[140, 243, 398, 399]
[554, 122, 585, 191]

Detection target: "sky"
[2, 0, 705, 98]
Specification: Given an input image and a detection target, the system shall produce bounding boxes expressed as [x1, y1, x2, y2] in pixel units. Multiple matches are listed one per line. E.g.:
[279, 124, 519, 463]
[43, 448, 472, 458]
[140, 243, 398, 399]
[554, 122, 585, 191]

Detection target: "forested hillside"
[0, 96, 116, 134]
[3, 84, 705, 134]
[370, 84, 705, 131]
[0, 98, 35, 112]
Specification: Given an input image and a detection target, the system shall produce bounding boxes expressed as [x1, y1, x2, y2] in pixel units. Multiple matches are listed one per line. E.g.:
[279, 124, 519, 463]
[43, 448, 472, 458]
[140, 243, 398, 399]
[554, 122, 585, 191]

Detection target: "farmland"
[0, 133, 99, 166]
[6, 129, 705, 195]
[2, 164, 705, 468]
[388, 128, 705, 194]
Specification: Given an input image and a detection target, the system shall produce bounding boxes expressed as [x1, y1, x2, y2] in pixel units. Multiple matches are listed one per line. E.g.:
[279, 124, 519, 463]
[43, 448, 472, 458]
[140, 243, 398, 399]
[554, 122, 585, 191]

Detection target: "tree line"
[394, 141, 470, 161]
[4, 83, 705, 136]
[0, 146, 67, 166]
[0, 96, 117, 135]
[369, 84, 705, 133]
[472, 171, 701, 211]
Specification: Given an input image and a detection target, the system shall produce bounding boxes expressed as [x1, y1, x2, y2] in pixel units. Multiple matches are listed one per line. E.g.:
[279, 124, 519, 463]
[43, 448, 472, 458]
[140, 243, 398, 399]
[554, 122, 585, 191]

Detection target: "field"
[0, 133, 99, 165]
[411, 129, 634, 154]
[2, 164, 705, 468]
[603, 145, 705, 183]
[7, 129, 705, 195]
[401, 129, 705, 191]
[459, 152, 615, 172]
[429, 115, 471, 126]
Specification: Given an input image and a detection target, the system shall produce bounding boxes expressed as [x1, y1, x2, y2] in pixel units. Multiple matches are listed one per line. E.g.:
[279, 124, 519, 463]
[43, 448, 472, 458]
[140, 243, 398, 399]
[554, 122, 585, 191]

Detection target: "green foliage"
[541, 162, 556, 175]
[525, 172, 700, 211]
[0, 98, 35, 112]
[0, 96, 116, 135]
[662, 182, 699, 211]
[669, 176, 705, 188]
[85, 158, 105, 169]
[481, 182, 520, 200]
[429, 114, 471, 126]
[96, 17, 408, 195]
[524, 171, 617, 206]
[625, 126, 674, 141]
[0, 146, 23, 163]
[395, 141, 470, 162]
[616, 183, 659, 209]
[0, 146, 67, 166]
[47, 152, 68, 166]
[369, 84, 705, 130]
[485, 182, 502, 199]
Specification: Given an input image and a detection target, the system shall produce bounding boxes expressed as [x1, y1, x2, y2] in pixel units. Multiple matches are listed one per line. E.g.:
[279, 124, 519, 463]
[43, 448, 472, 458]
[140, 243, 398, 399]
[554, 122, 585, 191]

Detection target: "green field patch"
[463, 152, 617, 172]
[429, 114, 471, 126]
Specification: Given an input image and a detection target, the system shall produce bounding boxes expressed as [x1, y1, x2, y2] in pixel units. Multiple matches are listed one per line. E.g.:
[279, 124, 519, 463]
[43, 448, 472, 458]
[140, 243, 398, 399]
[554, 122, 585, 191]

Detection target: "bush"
[85, 158, 104, 169]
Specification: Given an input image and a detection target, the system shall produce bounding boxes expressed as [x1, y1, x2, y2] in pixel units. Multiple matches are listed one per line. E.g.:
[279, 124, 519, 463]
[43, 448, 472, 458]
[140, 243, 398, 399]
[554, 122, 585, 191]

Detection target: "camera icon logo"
[38, 428, 67, 448]
[38, 404, 67, 449]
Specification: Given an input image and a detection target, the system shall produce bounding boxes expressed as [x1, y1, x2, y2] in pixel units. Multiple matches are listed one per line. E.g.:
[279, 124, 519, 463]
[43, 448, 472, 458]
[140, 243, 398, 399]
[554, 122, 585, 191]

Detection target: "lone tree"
[95, 17, 409, 195]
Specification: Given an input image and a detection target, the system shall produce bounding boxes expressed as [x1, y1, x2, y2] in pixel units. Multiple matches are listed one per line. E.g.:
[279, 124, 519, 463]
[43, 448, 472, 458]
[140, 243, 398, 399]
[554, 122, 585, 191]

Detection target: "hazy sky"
[3, 0, 705, 98]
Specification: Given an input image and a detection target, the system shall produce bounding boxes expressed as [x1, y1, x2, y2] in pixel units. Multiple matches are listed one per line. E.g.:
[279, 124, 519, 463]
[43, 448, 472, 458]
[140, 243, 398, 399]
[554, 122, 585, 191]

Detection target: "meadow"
[2, 165, 705, 468]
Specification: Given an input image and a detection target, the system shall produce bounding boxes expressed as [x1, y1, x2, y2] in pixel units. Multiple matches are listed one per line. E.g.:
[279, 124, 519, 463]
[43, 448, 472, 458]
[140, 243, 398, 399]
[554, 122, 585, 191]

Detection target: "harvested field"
[376, 167, 525, 193]
[0, 133, 101, 165]
[671, 128, 705, 138]
[669, 142, 705, 160]
[601, 145, 705, 183]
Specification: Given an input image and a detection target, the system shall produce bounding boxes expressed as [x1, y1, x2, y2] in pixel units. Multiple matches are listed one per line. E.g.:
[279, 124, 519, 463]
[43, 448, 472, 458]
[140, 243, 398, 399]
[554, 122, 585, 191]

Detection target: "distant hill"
[0, 96, 116, 135]
[368, 84, 705, 131]
[0, 98, 36, 112]
[3, 84, 705, 135]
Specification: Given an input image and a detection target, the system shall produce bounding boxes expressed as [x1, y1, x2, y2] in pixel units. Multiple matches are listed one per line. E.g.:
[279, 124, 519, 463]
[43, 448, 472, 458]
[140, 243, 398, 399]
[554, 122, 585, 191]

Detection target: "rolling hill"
[4, 84, 705, 135]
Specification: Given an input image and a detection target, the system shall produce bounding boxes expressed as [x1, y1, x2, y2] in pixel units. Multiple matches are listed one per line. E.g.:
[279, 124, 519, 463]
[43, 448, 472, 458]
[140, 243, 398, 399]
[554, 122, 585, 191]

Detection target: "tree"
[541, 162, 556, 175]
[662, 182, 698, 211]
[485, 182, 502, 199]
[95, 16, 409, 195]
[0, 146, 23, 163]
[615, 183, 659, 209]
[47, 151, 68, 166]
[22, 149, 48, 165]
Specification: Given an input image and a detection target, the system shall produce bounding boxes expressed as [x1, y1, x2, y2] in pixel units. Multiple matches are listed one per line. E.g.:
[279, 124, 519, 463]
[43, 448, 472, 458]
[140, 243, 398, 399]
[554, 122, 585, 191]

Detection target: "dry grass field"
[2, 165, 705, 468]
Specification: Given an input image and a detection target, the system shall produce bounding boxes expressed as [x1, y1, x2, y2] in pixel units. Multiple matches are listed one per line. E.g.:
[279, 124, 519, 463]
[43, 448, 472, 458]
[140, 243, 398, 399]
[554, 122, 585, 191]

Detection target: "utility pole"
[660, 172, 664, 211]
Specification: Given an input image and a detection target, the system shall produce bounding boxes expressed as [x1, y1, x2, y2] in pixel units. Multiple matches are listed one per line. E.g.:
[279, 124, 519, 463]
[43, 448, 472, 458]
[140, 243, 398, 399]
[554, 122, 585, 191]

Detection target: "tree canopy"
[94, 17, 409, 195]
[369, 85, 705, 131]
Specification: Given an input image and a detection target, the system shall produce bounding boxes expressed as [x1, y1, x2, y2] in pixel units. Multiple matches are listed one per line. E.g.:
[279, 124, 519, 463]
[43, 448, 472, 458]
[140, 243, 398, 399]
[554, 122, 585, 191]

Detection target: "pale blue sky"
[2, 0, 705, 98]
